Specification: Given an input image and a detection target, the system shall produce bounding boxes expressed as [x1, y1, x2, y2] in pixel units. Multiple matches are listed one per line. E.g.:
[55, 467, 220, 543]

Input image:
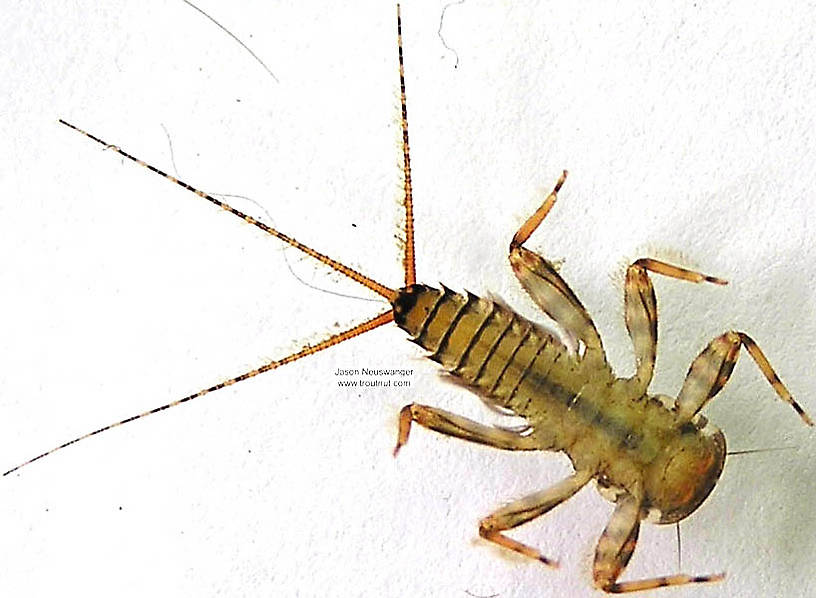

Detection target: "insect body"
[391, 280, 727, 532]
[386, 173, 811, 592]
[5, 4, 812, 596]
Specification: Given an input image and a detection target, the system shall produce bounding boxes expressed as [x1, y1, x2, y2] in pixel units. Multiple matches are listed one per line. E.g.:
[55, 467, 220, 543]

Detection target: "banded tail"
[5, 5, 415, 477]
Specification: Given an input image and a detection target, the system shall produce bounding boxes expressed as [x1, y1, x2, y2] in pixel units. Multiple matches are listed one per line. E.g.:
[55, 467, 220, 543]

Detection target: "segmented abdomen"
[391, 284, 578, 419]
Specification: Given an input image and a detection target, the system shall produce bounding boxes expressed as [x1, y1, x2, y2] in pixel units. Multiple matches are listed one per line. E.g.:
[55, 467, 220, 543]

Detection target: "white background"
[1, 1, 814, 597]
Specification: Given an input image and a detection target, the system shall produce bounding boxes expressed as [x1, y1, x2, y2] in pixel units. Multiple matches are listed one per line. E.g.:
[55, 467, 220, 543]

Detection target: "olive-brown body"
[392, 283, 726, 524]
[39, 9, 811, 593]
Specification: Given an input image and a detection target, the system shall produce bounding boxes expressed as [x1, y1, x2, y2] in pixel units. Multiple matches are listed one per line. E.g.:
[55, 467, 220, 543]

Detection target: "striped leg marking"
[676, 331, 813, 426]
[624, 262, 658, 390]
[593, 492, 724, 594]
[478, 469, 593, 568]
[508, 172, 605, 358]
[393, 403, 540, 457]
[624, 258, 726, 393]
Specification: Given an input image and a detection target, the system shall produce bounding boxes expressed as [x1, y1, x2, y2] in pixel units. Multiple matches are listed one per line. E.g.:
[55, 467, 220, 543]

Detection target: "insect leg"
[593, 492, 724, 593]
[508, 172, 605, 359]
[624, 258, 726, 394]
[623, 262, 658, 391]
[478, 469, 593, 567]
[675, 331, 813, 426]
[393, 403, 539, 457]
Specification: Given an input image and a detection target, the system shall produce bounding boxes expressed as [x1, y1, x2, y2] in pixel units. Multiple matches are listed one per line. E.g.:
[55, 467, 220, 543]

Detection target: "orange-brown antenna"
[396, 4, 416, 286]
[4, 310, 393, 476]
[4, 10, 410, 478]
[58, 119, 397, 302]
